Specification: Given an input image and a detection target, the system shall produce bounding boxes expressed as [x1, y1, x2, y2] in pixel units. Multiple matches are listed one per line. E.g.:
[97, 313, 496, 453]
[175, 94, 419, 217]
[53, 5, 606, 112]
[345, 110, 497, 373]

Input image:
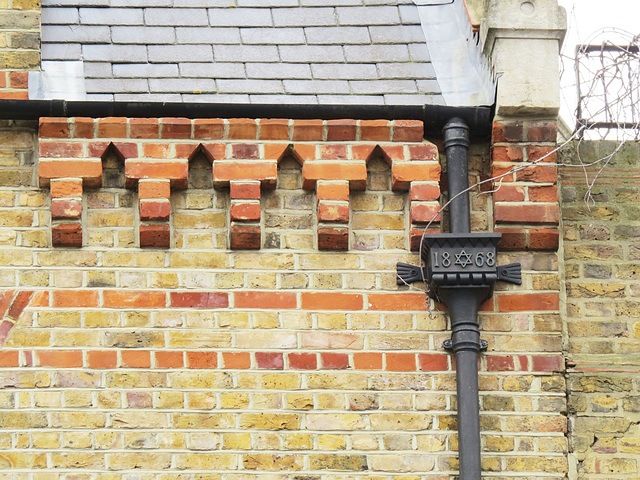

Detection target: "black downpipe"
[0, 99, 493, 138]
[442, 118, 484, 480]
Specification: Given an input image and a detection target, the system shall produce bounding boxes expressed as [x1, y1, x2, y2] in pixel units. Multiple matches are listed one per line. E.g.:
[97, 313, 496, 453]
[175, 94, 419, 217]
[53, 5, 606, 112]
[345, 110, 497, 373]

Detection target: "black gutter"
[0, 99, 493, 138]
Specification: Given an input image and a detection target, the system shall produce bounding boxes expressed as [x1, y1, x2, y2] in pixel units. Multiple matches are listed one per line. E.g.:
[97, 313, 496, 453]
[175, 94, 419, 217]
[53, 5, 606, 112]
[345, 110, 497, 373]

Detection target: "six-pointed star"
[454, 250, 473, 268]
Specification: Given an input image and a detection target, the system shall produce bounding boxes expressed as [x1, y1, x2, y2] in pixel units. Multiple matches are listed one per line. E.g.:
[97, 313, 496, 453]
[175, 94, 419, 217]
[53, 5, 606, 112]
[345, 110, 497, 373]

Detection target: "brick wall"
[561, 140, 640, 479]
[0, 116, 568, 478]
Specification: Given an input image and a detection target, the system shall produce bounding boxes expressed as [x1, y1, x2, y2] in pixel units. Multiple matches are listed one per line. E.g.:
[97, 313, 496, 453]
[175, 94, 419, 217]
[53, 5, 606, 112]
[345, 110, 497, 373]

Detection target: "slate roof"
[40, 0, 445, 105]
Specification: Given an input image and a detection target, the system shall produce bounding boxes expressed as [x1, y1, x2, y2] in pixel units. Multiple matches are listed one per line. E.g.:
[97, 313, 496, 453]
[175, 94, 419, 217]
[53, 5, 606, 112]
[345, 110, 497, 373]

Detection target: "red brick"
[0, 72, 6, 88]
[139, 224, 170, 248]
[515, 165, 558, 183]
[301, 292, 362, 311]
[129, 118, 159, 139]
[230, 225, 261, 250]
[486, 355, 516, 371]
[138, 179, 171, 199]
[264, 143, 290, 161]
[353, 352, 382, 370]
[52, 290, 99, 308]
[529, 228, 559, 251]
[490, 164, 515, 182]
[97, 117, 127, 138]
[496, 228, 526, 251]
[386, 353, 416, 371]
[527, 121, 558, 142]
[360, 119, 390, 141]
[122, 350, 151, 368]
[321, 353, 349, 370]
[73, 118, 95, 138]
[391, 163, 441, 190]
[528, 186, 558, 202]
[86, 141, 111, 158]
[9, 72, 28, 89]
[0, 351, 19, 367]
[0, 290, 14, 319]
[0, 91, 28, 100]
[52, 223, 83, 248]
[231, 202, 261, 221]
[320, 144, 348, 160]
[230, 181, 261, 200]
[531, 355, 563, 372]
[194, 119, 225, 140]
[497, 293, 559, 312]
[493, 185, 525, 202]
[103, 290, 166, 309]
[155, 351, 184, 368]
[39, 160, 102, 186]
[6, 291, 34, 321]
[351, 144, 377, 161]
[494, 203, 559, 224]
[378, 144, 404, 162]
[410, 202, 441, 223]
[408, 143, 439, 161]
[527, 145, 557, 163]
[235, 291, 297, 309]
[232, 144, 260, 159]
[288, 353, 317, 370]
[492, 121, 524, 143]
[39, 141, 84, 158]
[213, 162, 277, 185]
[38, 350, 83, 368]
[410, 228, 440, 252]
[140, 200, 171, 221]
[317, 182, 349, 201]
[327, 119, 356, 141]
[409, 183, 440, 201]
[367, 293, 427, 311]
[161, 117, 192, 139]
[492, 145, 523, 163]
[50, 178, 83, 198]
[223, 352, 251, 369]
[318, 227, 349, 251]
[255, 352, 284, 370]
[111, 142, 138, 159]
[292, 119, 323, 141]
[392, 120, 423, 142]
[318, 203, 349, 223]
[302, 163, 367, 190]
[291, 143, 316, 162]
[0, 320, 14, 347]
[52, 199, 82, 219]
[227, 118, 257, 140]
[187, 351, 218, 369]
[170, 292, 229, 309]
[418, 353, 449, 371]
[259, 119, 290, 140]
[125, 161, 188, 182]
[39, 118, 70, 138]
[142, 143, 172, 158]
[518, 355, 529, 371]
[87, 351, 117, 369]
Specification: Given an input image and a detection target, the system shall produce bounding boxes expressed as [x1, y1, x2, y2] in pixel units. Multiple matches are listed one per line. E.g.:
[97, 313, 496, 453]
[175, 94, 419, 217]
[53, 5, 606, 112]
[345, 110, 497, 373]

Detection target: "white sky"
[557, 0, 640, 129]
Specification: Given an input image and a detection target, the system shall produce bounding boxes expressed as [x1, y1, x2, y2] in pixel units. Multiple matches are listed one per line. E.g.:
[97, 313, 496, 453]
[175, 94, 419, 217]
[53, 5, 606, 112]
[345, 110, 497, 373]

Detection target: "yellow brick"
[317, 434, 347, 450]
[156, 391, 184, 409]
[187, 392, 217, 410]
[159, 432, 186, 449]
[252, 311, 280, 328]
[369, 454, 435, 472]
[20, 230, 47, 247]
[485, 436, 515, 452]
[108, 452, 171, 471]
[188, 432, 220, 451]
[286, 393, 314, 410]
[370, 413, 432, 431]
[284, 433, 313, 450]
[310, 454, 368, 471]
[101, 251, 164, 267]
[37, 311, 81, 328]
[64, 431, 92, 449]
[240, 413, 301, 431]
[307, 373, 368, 390]
[170, 252, 228, 268]
[174, 212, 226, 229]
[3, 328, 50, 347]
[38, 251, 98, 267]
[18, 192, 46, 207]
[222, 433, 251, 450]
[299, 253, 361, 270]
[174, 453, 237, 470]
[416, 434, 447, 452]
[318, 313, 348, 329]
[253, 393, 282, 409]
[173, 413, 234, 429]
[220, 392, 249, 409]
[307, 413, 364, 431]
[50, 412, 105, 429]
[0, 453, 48, 469]
[0, 210, 34, 227]
[106, 372, 167, 389]
[0, 250, 32, 266]
[215, 272, 244, 289]
[32, 432, 61, 449]
[312, 272, 343, 289]
[217, 311, 249, 328]
[351, 434, 380, 450]
[243, 454, 303, 471]
[15, 432, 29, 448]
[505, 456, 567, 473]
[351, 313, 382, 330]
[93, 431, 124, 450]
[150, 272, 179, 288]
[86, 229, 115, 247]
[63, 391, 93, 408]
[84, 311, 119, 328]
[316, 393, 345, 410]
[112, 412, 169, 429]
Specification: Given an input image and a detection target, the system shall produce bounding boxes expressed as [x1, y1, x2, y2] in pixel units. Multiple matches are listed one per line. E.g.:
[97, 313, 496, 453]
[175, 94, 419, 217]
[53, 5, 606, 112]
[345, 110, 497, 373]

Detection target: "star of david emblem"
[454, 250, 473, 268]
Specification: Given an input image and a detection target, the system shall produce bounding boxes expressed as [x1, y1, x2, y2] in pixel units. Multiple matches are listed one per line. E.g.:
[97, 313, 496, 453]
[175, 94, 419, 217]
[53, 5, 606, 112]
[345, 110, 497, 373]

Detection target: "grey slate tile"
[408, 43, 429, 62]
[113, 63, 180, 78]
[82, 44, 148, 63]
[349, 79, 418, 94]
[272, 7, 337, 27]
[112, 26, 176, 45]
[148, 45, 214, 63]
[85, 77, 149, 93]
[336, 6, 401, 26]
[317, 94, 385, 104]
[249, 94, 319, 104]
[110, 0, 172, 5]
[116, 93, 181, 102]
[238, 0, 299, 6]
[87, 93, 115, 101]
[208, 8, 273, 27]
[218, 79, 284, 94]
[182, 93, 251, 103]
[179, 62, 246, 79]
[41, 7, 79, 25]
[398, 4, 421, 24]
[176, 27, 241, 45]
[213, 45, 280, 63]
[43, 25, 110, 43]
[84, 62, 113, 77]
[383, 93, 441, 105]
[301, 0, 362, 5]
[377, 62, 435, 79]
[311, 63, 378, 80]
[279, 45, 345, 63]
[43, 0, 108, 5]
[145, 8, 209, 26]
[79, 8, 144, 25]
[416, 79, 442, 93]
[246, 63, 312, 79]
[283, 79, 350, 95]
[41, 43, 82, 61]
[240, 27, 305, 45]
[344, 44, 409, 62]
[173, 0, 234, 6]
[149, 77, 217, 93]
[304, 26, 371, 44]
[369, 25, 425, 44]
